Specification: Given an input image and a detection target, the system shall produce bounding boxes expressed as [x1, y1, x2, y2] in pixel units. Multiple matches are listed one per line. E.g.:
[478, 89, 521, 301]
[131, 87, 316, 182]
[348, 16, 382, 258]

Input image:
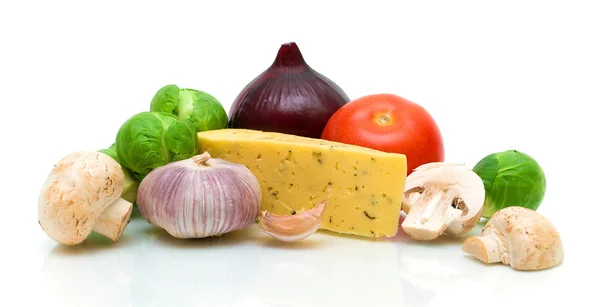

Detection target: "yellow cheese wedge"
[197, 129, 407, 238]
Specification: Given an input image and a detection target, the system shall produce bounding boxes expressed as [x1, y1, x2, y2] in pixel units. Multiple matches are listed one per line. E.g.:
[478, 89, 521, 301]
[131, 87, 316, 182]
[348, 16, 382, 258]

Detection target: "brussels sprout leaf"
[164, 118, 199, 161]
[150, 84, 180, 114]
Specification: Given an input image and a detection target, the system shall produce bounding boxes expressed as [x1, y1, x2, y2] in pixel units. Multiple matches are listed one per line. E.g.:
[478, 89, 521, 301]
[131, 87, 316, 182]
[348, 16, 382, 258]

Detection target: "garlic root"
[258, 194, 330, 242]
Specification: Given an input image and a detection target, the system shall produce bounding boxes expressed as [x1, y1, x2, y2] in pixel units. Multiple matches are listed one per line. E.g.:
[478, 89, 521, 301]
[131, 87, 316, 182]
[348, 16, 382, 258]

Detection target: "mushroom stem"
[462, 236, 505, 264]
[401, 187, 462, 240]
[92, 198, 133, 241]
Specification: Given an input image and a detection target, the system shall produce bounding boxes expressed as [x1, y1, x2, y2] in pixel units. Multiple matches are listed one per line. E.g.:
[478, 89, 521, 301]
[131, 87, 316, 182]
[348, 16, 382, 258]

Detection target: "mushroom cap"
[403, 163, 468, 212]
[38, 151, 124, 245]
[403, 163, 485, 234]
[413, 162, 467, 172]
[482, 206, 564, 270]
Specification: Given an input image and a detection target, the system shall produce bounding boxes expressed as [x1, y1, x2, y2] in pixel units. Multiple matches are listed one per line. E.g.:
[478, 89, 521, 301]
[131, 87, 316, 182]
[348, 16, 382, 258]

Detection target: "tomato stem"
[376, 114, 391, 126]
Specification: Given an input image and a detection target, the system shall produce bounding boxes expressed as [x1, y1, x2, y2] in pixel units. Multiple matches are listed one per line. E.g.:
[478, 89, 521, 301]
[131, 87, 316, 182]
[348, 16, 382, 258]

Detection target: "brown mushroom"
[462, 206, 564, 270]
[401, 162, 485, 241]
[38, 151, 134, 245]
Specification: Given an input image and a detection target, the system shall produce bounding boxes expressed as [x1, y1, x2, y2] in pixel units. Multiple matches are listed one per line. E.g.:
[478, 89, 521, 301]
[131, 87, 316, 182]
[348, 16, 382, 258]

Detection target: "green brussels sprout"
[98, 143, 120, 162]
[473, 150, 546, 218]
[116, 111, 198, 181]
[98, 143, 140, 204]
[150, 84, 228, 133]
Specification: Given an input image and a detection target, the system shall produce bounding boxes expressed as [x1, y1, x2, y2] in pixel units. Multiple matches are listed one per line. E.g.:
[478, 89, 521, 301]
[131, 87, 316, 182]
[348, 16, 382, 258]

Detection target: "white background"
[1, 1, 599, 306]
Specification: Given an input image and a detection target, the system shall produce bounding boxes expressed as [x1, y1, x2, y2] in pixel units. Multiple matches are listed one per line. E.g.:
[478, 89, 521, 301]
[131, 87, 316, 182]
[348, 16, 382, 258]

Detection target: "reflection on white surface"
[244, 233, 403, 307]
[393, 221, 570, 307]
[42, 235, 134, 307]
[39, 215, 570, 307]
[394, 226, 482, 307]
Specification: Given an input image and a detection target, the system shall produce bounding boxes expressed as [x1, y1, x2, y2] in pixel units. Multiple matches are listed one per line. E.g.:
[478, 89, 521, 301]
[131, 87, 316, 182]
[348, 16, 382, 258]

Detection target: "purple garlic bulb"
[137, 152, 261, 239]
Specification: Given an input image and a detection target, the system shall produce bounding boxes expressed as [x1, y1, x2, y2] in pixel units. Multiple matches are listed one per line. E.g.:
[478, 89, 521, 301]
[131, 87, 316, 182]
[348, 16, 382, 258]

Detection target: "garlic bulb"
[137, 152, 261, 239]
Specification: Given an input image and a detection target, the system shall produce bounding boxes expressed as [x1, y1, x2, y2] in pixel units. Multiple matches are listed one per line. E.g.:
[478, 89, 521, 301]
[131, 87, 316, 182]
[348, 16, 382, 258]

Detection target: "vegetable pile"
[37, 41, 562, 271]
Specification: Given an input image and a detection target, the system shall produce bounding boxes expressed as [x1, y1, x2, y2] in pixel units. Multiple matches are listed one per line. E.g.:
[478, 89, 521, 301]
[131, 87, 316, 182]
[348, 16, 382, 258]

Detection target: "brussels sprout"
[98, 143, 120, 162]
[473, 150, 546, 218]
[150, 84, 228, 133]
[98, 143, 140, 204]
[116, 111, 198, 181]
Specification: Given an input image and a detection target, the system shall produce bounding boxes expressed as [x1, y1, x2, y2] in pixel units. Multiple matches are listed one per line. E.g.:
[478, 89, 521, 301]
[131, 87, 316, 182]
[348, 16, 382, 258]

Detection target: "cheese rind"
[197, 129, 407, 238]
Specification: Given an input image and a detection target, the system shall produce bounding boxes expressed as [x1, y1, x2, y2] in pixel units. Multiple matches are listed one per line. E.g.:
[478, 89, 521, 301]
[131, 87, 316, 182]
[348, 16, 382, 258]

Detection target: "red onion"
[228, 42, 350, 138]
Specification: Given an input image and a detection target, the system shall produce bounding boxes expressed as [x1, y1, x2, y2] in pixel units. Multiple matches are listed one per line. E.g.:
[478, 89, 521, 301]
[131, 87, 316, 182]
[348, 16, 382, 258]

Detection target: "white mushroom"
[401, 162, 485, 241]
[462, 206, 564, 270]
[38, 151, 134, 245]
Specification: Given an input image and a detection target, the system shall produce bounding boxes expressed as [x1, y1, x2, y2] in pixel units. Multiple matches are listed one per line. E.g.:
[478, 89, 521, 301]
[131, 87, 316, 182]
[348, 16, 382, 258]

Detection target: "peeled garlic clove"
[258, 194, 329, 242]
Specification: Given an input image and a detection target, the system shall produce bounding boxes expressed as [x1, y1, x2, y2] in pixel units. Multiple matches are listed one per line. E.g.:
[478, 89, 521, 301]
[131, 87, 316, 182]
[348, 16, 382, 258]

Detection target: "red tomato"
[321, 94, 444, 174]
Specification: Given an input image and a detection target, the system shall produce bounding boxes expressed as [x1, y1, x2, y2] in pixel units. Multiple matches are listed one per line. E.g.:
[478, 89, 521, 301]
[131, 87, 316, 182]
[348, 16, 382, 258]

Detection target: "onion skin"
[228, 42, 350, 139]
[136, 153, 261, 239]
